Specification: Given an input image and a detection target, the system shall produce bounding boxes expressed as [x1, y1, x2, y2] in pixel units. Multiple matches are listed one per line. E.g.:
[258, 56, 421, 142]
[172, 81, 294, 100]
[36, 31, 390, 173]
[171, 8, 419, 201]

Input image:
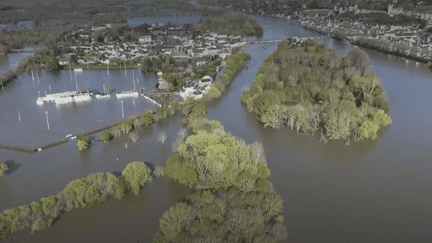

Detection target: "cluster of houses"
[297, 15, 432, 48]
[57, 23, 247, 100]
[214, 0, 432, 50]
[58, 23, 247, 66]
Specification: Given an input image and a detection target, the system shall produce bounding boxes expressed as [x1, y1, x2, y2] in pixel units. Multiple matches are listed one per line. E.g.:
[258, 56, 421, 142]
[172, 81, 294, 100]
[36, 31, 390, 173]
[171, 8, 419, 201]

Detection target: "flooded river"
[1, 12, 432, 243]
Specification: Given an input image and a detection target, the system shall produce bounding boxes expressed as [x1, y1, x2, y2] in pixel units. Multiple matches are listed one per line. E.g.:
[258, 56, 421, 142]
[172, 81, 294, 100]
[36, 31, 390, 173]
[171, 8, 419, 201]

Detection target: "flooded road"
[1, 12, 432, 243]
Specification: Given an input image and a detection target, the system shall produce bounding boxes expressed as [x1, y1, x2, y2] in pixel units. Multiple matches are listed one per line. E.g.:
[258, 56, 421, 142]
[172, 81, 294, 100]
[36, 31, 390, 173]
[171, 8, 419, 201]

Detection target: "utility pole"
[107, 64, 109, 75]
[121, 100, 124, 118]
[68, 63, 73, 82]
[45, 111, 50, 130]
[75, 72, 78, 93]
[133, 70, 135, 91]
[124, 61, 127, 77]
[31, 70, 34, 80]
[38, 91, 40, 98]
[37, 71, 40, 84]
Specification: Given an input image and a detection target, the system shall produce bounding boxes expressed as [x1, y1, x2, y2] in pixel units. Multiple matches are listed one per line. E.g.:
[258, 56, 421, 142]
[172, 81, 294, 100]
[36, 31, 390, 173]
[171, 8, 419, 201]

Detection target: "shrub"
[100, 132, 113, 142]
[77, 140, 88, 151]
[0, 163, 6, 177]
[77, 135, 89, 142]
[121, 161, 152, 195]
[154, 165, 166, 177]
[120, 120, 133, 134]
[110, 125, 122, 137]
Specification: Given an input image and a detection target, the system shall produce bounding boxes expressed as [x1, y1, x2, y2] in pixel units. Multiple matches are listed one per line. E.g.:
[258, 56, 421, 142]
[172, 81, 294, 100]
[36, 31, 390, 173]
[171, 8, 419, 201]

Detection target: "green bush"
[0, 163, 6, 177]
[142, 110, 154, 126]
[154, 165, 166, 177]
[120, 120, 134, 134]
[77, 140, 89, 151]
[121, 161, 152, 195]
[100, 132, 113, 142]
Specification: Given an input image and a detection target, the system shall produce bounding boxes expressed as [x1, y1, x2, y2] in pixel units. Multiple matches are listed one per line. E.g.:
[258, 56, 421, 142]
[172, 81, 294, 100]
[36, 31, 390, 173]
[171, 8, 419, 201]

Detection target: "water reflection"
[0, 69, 158, 147]
[2, 160, 21, 177]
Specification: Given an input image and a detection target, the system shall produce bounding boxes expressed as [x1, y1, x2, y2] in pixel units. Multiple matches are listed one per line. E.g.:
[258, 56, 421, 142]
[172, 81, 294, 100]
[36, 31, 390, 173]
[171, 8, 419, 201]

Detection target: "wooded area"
[154, 120, 287, 242]
[0, 161, 152, 240]
[193, 11, 263, 37]
[241, 39, 391, 142]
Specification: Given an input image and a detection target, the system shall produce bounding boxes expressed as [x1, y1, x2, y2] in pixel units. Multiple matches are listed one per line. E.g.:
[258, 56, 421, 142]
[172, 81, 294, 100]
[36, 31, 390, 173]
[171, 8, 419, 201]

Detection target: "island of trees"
[0, 161, 152, 240]
[193, 11, 263, 37]
[153, 119, 287, 242]
[241, 39, 391, 143]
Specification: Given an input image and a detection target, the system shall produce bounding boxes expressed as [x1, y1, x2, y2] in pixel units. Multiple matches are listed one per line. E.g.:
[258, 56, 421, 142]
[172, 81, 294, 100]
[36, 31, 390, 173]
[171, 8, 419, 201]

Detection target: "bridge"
[246, 36, 327, 45]
[11, 48, 35, 53]
[246, 38, 287, 45]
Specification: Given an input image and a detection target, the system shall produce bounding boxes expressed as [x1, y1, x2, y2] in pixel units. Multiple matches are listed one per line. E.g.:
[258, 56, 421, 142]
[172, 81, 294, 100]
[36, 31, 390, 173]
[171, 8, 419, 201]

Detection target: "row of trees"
[154, 120, 287, 242]
[0, 161, 152, 241]
[81, 51, 249, 151]
[76, 110, 154, 151]
[332, 13, 427, 27]
[241, 39, 391, 142]
[193, 11, 264, 37]
[0, 31, 65, 88]
[355, 37, 432, 63]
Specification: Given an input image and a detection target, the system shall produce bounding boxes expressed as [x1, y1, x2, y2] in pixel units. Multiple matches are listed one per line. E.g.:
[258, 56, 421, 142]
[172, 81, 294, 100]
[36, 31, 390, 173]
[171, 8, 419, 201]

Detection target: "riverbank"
[297, 22, 432, 64]
[208, 1, 432, 66]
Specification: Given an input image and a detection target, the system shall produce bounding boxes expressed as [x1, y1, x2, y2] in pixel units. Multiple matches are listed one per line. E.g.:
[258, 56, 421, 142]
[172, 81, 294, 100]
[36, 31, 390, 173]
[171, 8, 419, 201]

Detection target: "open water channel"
[1, 11, 432, 243]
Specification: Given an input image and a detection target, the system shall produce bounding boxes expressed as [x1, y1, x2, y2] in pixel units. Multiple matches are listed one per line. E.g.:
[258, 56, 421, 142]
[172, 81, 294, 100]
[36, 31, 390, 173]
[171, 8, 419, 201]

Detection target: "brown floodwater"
[1, 13, 432, 243]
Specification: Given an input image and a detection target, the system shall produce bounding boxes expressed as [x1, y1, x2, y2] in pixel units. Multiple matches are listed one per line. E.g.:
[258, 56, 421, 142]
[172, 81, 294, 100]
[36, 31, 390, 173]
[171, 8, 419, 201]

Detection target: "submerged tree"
[155, 120, 287, 242]
[241, 39, 391, 143]
[158, 131, 167, 144]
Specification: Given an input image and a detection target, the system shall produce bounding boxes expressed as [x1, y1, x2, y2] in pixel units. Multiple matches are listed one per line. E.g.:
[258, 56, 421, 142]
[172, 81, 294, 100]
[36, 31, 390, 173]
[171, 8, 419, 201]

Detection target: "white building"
[139, 35, 152, 43]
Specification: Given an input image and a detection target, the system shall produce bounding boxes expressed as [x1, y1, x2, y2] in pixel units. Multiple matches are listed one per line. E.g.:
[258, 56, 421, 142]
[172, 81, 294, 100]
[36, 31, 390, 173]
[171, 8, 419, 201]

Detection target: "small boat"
[74, 68, 83, 72]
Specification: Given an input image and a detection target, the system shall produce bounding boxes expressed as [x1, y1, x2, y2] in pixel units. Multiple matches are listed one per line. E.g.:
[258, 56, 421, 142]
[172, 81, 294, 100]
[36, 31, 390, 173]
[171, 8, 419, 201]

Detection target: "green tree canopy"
[121, 161, 152, 195]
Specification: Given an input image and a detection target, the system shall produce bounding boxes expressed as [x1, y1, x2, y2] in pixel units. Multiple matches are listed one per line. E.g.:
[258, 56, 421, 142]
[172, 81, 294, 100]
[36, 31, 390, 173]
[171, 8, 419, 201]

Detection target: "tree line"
[76, 110, 154, 151]
[193, 11, 263, 37]
[241, 39, 391, 143]
[0, 161, 152, 241]
[0, 31, 65, 88]
[77, 51, 249, 153]
[331, 13, 427, 28]
[153, 119, 287, 242]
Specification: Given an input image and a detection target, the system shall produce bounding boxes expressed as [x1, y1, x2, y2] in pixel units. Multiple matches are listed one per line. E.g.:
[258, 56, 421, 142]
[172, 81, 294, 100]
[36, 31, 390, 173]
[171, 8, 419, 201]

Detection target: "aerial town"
[36, 22, 248, 105]
[216, 0, 432, 62]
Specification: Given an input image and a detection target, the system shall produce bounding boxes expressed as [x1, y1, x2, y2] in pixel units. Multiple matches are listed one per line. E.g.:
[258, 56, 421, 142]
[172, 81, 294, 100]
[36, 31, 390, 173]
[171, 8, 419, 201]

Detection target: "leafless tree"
[158, 131, 167, 144]
[129, 131, 139, 143]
